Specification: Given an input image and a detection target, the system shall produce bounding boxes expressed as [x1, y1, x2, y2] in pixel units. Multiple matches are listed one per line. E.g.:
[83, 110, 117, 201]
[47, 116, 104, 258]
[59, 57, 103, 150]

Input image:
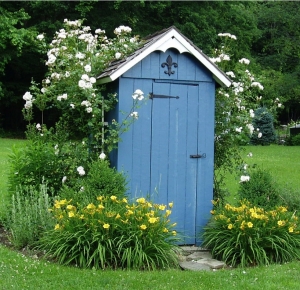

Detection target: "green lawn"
[223, 145, 300, 202]
[0, 139, 27, 217]
[1, 139, 300, 289]
[1, 245, 300, 290]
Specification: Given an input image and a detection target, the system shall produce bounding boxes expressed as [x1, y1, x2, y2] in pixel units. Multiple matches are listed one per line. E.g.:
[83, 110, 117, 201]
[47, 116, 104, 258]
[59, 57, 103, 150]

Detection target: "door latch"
[190, 153, 206, 159]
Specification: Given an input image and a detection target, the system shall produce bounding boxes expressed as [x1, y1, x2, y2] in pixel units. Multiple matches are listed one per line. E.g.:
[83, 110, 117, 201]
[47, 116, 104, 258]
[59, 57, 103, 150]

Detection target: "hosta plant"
[202, 200, 300, 267]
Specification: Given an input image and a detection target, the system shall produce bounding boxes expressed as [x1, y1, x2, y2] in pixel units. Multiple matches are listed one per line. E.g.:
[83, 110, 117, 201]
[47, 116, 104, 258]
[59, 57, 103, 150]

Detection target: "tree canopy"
[1, 1, 300, 134]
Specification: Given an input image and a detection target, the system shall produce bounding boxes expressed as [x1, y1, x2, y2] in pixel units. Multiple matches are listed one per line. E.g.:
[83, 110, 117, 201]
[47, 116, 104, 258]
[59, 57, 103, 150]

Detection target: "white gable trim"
[98, 28, 231, 87]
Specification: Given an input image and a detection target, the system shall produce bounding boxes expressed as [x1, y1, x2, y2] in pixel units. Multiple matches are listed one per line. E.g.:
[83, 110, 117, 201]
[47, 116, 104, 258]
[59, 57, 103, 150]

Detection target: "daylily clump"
[41, 196, 179, 269]
[203, 199, 300, 267]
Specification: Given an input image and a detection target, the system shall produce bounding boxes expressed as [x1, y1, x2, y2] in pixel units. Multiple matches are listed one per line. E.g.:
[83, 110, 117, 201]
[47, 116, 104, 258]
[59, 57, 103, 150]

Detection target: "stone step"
[178, 246, 226, 271]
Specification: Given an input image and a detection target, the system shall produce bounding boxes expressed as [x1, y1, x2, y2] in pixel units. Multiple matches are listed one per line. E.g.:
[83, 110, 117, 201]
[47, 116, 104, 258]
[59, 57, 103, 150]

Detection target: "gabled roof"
[97, 26, 231, 87]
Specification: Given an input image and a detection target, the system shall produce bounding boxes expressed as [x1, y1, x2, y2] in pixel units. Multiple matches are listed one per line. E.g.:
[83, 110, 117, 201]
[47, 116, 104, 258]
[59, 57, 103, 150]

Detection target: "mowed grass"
[222, 145, 300, 202]
[0, 138, 300, 289]
[0, 139, 27, 217]
[1, 244, 300, 290]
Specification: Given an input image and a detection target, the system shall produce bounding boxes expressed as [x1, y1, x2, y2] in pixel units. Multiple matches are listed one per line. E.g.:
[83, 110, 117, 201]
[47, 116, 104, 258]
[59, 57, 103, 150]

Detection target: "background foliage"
[1, 1, 300, 134]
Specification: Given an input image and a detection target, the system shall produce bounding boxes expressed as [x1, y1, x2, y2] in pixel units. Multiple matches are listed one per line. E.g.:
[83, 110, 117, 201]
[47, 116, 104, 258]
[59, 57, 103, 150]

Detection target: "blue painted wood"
[123, 49, 211, 83]
[195, 81, 215, 244]
[112, 48, 217, 245]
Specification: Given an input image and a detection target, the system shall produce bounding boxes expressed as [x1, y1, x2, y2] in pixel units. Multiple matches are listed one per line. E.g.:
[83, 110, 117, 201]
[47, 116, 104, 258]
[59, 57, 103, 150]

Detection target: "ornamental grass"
[39, 196, 179, 270]
[202, 200, 300, 267]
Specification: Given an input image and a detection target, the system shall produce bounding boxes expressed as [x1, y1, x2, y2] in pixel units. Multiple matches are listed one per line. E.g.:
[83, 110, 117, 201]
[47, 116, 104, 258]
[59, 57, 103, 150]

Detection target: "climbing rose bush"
[211, 33, 282, 202]
[22, 19, 143, 153]
[39, 196, 179, 269]
[202, 200, 300, 267]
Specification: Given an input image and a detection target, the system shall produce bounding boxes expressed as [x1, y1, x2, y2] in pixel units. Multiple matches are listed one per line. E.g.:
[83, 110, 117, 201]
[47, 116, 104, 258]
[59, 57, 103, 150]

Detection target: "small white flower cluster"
[246, 123, 254, 134]
[235, 127, 243, 133]
[130, 112, 138, 119]
[75, 52, 85, 59]
[64, 19, 81, 27]
[99, 152, 106, 160]
[84, 64, 91, 73]
[37, 34, 44, 41]
[115, 52, 122, 59]
[23, 92, 35, 109]
[226, 71, 235, 78]
[78, 74, 96, 90]
[77, 166, 85, 176]
[54, 144, 59, 155]
[239, 58, 250, 65]
[249, 109, 255, 118]
[56, 28, 67, 40]
[51, 72, 60, 80]
[240, 175, 250, 183]
[251, 82, 264, 90]
[274, 97, 282, 108]
[95, 28, 105, 34]
[57, 93, 67, 101]
[81, 100, 92, 113]
[245, 70, 255, 82]
[218, 33, 237, 40]
[36, 123, 41, 131]
[132, 89, 144, 100]
[232, 82, 244, 95]
[114, 25, 132, 36]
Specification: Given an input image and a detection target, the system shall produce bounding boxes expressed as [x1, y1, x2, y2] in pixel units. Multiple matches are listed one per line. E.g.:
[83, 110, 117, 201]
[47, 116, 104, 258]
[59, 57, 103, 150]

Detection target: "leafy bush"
[285, 134, 300, 146]
[39, 196, 179, 270]
[238, 168, 280, 209]
[8, 136, 92, 195]
[5, 184, 55, 249]
[59, 159, 128, 205]
[202, 200, 300, 267]
[250, 107, 277, 145]
[279, 185, 300, 213]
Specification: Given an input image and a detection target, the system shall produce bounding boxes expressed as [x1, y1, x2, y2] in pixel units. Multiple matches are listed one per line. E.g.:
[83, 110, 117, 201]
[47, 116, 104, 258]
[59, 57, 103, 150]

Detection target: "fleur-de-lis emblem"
[161, 55, 178, 76]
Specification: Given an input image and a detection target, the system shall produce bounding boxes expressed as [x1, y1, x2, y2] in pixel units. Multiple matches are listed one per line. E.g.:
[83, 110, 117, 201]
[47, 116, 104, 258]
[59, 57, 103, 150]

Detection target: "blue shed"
[97, 26, 231, 245]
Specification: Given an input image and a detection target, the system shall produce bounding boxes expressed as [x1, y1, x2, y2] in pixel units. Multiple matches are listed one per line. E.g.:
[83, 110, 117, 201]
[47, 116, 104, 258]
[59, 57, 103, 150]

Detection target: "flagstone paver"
[179, 246, 226, 271]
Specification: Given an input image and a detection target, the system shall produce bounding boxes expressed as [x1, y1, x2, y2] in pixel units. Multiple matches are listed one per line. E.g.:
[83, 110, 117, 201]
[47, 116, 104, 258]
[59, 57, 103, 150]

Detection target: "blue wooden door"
[150, 81, 201, 244]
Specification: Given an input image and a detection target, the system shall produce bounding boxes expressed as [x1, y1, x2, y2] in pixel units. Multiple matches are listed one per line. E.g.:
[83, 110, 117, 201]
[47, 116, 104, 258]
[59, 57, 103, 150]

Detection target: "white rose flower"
[37, 34, 44, 40]
[78, 80, 86, 88]
[130, 111, 138, 119]
[89, 77, 96, 84]
[77, 166, 85, 176]
[99, 152, 106, 160]
[84, 64, 91, 72]
[240, 175, 250, 183]
[23, 91, 33, 101]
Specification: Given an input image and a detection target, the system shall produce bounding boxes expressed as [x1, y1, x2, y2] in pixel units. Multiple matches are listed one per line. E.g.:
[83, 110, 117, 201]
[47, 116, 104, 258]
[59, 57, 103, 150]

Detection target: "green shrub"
[5, 184, 55, 249]
[238, 168, 280, 209]
[59, 159, 128, 205]
[285, 134, 300, 146]
[250, 107, 277, 145]
[202, 200, 300, 267]
[39, 196, 179, 270]
[279, 185, 300, 213]
[8, 138, 91, 195]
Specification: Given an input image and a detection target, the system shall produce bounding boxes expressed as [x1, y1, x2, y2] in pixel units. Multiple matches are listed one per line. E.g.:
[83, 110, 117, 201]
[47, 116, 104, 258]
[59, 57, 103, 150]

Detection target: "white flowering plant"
[22, 19, 143, 154]
[211, 33, 282, 202]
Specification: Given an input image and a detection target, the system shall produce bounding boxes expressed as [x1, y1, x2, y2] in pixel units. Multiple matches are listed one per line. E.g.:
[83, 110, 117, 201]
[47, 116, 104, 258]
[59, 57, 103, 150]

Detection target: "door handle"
[190, 153, 206, 159]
